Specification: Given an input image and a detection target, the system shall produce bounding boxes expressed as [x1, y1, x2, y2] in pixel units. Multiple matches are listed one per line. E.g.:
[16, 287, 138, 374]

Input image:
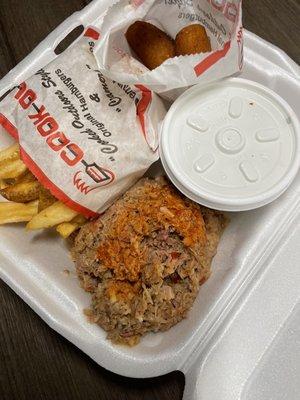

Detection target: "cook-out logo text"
[14, 83, 115, 194]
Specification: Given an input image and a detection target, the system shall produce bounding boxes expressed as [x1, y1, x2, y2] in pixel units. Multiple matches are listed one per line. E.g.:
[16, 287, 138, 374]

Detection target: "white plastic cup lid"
[160, 78, 300, 211]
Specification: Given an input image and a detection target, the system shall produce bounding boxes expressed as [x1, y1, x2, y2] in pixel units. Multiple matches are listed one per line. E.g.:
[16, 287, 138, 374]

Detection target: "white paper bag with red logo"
[94, 0, 243, 100]
[0, 30, 165, 217]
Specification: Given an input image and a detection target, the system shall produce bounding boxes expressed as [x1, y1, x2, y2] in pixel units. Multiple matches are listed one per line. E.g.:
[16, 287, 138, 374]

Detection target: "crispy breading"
[0, 180, 40, 203]
[126, 21, 175, 70]
[175, 24, 211, 56]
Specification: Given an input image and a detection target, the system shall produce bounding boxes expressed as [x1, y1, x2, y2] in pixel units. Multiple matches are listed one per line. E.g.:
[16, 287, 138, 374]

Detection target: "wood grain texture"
[243, 0, 300, 64]
[0, 1, 299, 399]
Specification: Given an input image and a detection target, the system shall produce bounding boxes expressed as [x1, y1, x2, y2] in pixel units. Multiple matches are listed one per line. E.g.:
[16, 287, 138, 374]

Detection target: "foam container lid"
[161, 77, 300, 211]
[0, 1, 300, 400]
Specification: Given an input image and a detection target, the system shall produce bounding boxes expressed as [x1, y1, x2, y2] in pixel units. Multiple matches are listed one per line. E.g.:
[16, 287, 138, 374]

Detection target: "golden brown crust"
[175, 24, 211, 56]
[126, 21, 175, 70]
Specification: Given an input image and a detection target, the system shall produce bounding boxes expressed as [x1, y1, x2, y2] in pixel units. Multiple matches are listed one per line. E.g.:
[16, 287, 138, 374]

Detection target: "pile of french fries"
[0, 143, 87, 238]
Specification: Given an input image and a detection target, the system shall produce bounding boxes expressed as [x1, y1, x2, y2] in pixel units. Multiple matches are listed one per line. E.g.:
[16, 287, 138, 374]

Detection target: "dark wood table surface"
[0, 1, 299, 399]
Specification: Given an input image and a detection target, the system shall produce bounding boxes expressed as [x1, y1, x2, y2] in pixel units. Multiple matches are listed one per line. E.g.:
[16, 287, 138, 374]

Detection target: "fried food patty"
[72, 178, 226, 346]
[126, 21, 175, 70]
[175, 24, 211, 56]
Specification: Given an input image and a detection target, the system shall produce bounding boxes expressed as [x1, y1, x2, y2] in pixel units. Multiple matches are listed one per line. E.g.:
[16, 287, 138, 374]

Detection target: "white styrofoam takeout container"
[0, 1, 300, 399]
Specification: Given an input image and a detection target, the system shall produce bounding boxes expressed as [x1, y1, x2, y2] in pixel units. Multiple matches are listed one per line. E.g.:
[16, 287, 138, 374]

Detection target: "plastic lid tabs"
[160, 78, 300, 211]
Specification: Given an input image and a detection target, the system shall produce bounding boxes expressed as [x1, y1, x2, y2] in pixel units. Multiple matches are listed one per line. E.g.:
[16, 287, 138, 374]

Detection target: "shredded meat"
[96, 177, 206, 282]
[72, 177, 227, 346]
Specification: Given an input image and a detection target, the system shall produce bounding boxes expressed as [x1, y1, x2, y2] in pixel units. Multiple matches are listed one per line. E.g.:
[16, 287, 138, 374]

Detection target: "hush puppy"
[175, 24, 211, 56]
[126, 21, 175, 70]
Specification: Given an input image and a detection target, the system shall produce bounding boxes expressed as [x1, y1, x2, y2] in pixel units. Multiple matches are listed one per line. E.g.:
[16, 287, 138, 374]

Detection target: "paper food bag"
[0, 29, 166, 217]
[94, 0, 243, 99]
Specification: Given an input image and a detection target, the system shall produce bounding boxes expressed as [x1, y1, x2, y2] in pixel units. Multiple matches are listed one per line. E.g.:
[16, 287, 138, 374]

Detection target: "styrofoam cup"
[160, 77, 300, 211]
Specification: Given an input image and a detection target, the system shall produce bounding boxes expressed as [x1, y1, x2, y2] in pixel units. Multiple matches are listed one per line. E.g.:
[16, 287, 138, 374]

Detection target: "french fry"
[26, 201, 79, 230]
[56, 222, 79, 238]
[0, 200, 39, 224]
[38, 186, 57, 212]
[56, 215, 87, 238]
[0, 144, 87, 236]
[0, 159, 27, 180]
[0, 143, 20, 163]
[0, 180, 40, 203]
